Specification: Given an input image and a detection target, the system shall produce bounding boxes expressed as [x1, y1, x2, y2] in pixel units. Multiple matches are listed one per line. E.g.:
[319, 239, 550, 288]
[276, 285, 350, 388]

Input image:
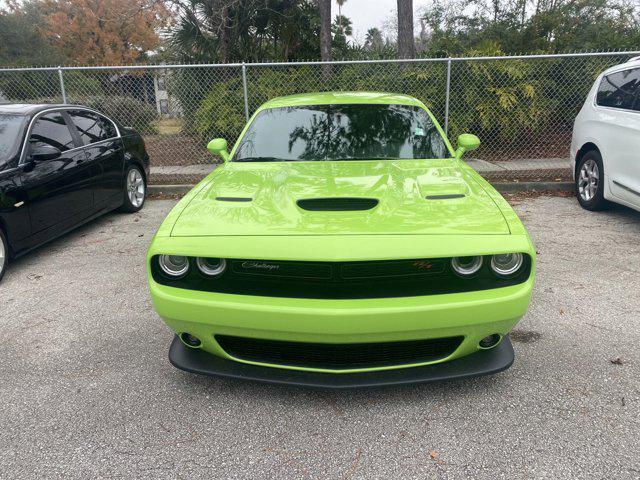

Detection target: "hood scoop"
[216, 196, 252, 202]
[297, 197, 379, 212]
[426, 194, 466, 200]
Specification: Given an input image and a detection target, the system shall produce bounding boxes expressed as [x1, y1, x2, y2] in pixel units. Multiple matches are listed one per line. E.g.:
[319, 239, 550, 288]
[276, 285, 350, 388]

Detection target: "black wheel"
[575, 150, 608, 211]
[0, 228, 8, 283]
[119, 165, 147, 213]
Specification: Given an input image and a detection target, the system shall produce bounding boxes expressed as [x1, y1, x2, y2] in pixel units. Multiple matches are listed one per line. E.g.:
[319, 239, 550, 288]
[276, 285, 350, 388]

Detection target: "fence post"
[241, 63, 249, 121]
[444, 58, 451, 135]
[57, 67, 67, 104]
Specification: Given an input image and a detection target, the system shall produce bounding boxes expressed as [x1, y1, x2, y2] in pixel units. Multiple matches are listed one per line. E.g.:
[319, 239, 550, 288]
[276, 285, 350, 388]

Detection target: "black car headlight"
[196, 257, 227, 277]
[490, 253, 524, 278]
[158, 255, 190, 278]
[451, 256, 483, 276]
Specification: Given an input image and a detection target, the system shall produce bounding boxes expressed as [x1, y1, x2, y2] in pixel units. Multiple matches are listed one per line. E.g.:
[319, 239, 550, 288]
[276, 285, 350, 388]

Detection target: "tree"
[332, 14, 352, 56]
[397, 0, 415, 58]
[364, 27, 384, 51]
[40, 0, 170, 65]
[0, 1, 62, 66]
[170, 1, 323, 63]
[336, 0, 348, 35]
[316, 0, 331, 76]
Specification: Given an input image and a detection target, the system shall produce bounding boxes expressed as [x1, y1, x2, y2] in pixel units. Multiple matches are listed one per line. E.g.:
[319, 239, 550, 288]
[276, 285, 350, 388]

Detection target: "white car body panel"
[570, 59, 640, 211]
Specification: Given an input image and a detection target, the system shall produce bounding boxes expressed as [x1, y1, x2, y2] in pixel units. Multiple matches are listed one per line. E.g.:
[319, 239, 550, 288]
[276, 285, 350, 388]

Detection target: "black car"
[0, 104, 150, 281]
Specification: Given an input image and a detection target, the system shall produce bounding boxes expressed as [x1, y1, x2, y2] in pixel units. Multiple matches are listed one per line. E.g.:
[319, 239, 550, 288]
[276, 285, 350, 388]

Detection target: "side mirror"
[455, 133, 480, 159]
[207, 138, 230, 162]
[30, 144, 62, 162]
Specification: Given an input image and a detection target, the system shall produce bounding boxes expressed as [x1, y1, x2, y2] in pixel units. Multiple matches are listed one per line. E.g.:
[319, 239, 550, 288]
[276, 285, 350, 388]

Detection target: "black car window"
[29, 112, 75, 154]
[234, 104, 448, 162]
[0, 114, 28, 170]
[596, 68, 640, 111]
[69, 110, 117, 145]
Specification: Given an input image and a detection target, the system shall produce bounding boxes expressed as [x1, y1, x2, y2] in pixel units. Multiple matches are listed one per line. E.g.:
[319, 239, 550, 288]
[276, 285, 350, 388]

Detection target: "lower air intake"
[215, 335, 463, 370]
[297, 197, 378, 211]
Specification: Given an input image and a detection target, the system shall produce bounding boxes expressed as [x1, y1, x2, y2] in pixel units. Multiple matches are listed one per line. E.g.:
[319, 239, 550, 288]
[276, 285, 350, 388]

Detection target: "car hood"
[170, 159, 510, 237]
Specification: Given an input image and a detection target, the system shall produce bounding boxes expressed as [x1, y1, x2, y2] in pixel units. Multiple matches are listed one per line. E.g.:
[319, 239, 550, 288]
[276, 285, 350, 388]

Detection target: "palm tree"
[317, 0, 332, 77]
[336, 0, 347, 35]
[364, 27, 383, 51]
[397, 0, 415, 59]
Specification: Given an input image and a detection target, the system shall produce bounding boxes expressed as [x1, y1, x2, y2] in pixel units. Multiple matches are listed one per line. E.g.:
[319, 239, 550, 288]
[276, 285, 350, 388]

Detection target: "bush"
[191, 63, 447, 146]
[73, 95, 158, 134]
[183, 45, 626, 158]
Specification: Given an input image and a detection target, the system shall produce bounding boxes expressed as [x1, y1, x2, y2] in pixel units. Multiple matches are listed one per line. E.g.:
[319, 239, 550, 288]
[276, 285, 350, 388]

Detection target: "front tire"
[0, 228, 8, 282]
[575, 150, 607, 211]
[119, 165, 146, 213]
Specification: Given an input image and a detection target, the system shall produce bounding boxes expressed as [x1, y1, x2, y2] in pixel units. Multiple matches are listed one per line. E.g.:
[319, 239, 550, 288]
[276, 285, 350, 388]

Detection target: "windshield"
[233, 104, 449, 162]
[0, 114, 28, 170]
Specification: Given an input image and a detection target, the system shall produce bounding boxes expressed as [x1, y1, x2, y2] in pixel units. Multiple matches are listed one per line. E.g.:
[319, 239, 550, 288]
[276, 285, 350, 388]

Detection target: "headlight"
[451, 256, 483, 276]
[158, 255, 189, 277]
[197, 257, 227, 277]
[490, 253, 524, 277]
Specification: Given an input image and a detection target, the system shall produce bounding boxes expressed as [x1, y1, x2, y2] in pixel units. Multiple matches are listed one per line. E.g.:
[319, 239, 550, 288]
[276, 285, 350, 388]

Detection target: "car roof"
[0, 103, 84, 115]
[601, 58, 640, 76]
[258, 91, 427, 111]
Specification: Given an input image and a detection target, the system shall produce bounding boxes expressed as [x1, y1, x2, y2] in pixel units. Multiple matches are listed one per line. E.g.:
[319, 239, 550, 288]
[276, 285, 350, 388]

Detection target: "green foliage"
[193, 76, 245, 145]
[62, 72, 104, 98]
[170, 0, 322, 63]
[190, 63, 447, 144]
[0, 70, 62, 101]
[0, 1, 62, 67]
[74, 95, 158, 134]
[447, 44, 547, 142]
[187, 41, 630, 153]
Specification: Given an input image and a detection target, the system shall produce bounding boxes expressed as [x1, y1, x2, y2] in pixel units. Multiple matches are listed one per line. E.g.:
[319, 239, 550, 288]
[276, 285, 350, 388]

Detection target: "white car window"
[596, 68, 640, 111]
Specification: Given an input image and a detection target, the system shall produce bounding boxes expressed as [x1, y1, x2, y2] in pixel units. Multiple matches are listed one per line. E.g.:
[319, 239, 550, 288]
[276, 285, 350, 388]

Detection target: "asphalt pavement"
[0, 196, 638, 479]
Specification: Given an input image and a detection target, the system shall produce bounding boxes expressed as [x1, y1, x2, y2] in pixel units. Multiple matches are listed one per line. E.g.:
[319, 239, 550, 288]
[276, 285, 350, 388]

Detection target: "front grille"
[215, 335, 463, 370]
[151, 256, 532, 299]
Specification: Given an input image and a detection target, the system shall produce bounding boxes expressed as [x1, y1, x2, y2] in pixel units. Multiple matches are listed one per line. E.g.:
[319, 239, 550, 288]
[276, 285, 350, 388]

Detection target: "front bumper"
[168, 334, 515, 388]
[148, 233, 535, 378]
[151, 278, 532, 374]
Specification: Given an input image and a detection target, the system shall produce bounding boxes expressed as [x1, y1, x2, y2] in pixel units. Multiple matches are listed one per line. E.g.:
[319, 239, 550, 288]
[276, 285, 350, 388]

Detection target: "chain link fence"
[1, 52, 638, 185]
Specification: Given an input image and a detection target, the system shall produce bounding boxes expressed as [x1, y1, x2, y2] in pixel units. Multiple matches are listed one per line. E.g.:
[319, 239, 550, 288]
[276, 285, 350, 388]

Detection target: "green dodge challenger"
[147, 92, 535, 387]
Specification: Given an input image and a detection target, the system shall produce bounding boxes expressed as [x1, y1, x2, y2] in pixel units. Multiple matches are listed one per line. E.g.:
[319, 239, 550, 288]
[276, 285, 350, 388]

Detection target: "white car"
[570, 57, 640, 211]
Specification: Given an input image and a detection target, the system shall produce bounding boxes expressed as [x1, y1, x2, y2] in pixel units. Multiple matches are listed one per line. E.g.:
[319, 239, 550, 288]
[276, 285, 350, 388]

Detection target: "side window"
[69, 110, 117, 145]
[596, 68, 640, 111]
[29, 112, 75, 153]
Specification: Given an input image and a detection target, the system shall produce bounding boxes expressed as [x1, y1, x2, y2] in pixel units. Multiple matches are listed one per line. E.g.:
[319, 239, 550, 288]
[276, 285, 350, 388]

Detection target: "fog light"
[479, 334, 501, 349]
[180, 332, 202, 348]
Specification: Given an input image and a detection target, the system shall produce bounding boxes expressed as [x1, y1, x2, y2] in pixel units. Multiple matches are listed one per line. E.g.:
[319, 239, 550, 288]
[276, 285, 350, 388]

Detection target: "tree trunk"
[397, 0, 415, 59]
[218, 5, 230, 63]
[317, 0, 332, 79]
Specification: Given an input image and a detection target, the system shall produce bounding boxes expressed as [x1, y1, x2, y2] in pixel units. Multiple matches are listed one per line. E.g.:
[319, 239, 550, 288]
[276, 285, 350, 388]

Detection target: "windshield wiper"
[234, 156, 286, 162]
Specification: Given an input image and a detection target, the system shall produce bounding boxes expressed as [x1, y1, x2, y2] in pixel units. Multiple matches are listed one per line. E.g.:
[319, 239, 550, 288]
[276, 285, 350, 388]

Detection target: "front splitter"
[168, 335, 514, 389]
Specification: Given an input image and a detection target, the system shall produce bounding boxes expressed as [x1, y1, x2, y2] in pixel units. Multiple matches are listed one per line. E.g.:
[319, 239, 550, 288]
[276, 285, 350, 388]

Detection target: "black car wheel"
[575, 150, 608, 211]
[119, 165, 147, 213]
[0, 228, 8, 282]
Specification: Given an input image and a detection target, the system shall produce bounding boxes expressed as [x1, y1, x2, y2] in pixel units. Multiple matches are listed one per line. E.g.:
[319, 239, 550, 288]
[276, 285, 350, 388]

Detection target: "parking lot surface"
[1, 196, 639, 479]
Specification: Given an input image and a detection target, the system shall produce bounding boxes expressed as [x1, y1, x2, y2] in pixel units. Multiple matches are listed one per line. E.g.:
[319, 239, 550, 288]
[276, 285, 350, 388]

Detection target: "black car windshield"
[233, 104, 449, 162]
[0, 114, 28, 170]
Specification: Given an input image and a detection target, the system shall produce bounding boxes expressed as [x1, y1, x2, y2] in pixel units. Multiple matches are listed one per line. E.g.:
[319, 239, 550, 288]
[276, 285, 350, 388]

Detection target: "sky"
[334, 0, 432, 43]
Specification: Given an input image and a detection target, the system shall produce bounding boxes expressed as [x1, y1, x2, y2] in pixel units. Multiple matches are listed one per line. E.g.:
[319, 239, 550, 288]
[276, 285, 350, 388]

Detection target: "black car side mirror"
[31, 144, 62, 162]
